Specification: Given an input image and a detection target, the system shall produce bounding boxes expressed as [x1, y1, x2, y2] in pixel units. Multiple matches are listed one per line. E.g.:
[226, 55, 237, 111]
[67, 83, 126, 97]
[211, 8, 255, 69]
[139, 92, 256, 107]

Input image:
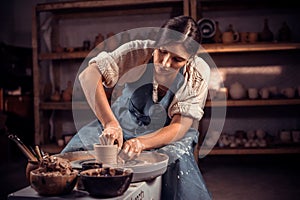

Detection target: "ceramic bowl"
[30, 168, 78, 196]
[80, 167, 133, 197]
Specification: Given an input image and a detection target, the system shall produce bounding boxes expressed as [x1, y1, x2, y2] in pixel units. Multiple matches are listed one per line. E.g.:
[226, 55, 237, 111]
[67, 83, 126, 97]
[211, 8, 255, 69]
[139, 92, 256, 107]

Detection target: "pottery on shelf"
[278, 21, 291, 42]
[62, 81, 73, 102]
[94, 33, 105, 51]
[229, 82, 246, 99]
[222, 24, 239, 44]
[50, 88, 61, 102]
[259, 18, 274, 42]
[213, 21, 222, 43]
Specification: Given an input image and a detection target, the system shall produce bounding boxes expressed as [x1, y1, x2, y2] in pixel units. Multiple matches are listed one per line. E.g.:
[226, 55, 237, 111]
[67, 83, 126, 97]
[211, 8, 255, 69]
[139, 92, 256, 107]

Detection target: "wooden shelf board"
[36, 0, 183, 12]
[200, 42, 300, 53]
[38, 43, 300, 60]
[39, 51, 93, 60]
[55, 6, 178, 19]
[205, 99, 300, 107]
[200, 146, 300, 156]
[40, 101, 89, 110]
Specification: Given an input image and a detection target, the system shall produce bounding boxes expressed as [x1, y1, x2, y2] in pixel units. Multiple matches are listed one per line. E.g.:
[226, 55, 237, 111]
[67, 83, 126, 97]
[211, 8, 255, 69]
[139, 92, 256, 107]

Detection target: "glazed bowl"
[80, 167, 133, 197]
[30, 168, 78, 196]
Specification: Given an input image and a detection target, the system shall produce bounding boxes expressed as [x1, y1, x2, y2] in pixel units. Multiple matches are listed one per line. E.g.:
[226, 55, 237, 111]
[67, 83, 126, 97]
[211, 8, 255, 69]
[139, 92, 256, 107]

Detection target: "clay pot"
[229, 82, 246, 99]
[62, 81, 73, 102]
[222, 24, 239, 44]
[50, 89, 61, 102]
[94, 33, 105, 51]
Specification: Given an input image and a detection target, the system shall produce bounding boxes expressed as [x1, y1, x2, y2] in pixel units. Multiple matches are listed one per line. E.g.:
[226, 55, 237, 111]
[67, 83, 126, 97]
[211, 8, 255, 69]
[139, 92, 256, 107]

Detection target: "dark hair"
[155, 15, 201, 56]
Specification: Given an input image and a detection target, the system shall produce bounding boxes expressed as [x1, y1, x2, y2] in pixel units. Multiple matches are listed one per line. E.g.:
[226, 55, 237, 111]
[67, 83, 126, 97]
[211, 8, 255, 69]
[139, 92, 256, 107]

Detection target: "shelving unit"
[32, 0, 300, 155]
[32, 0, 190, 153]
[193, 0, 300, 156]
[201, 42, 300, 53]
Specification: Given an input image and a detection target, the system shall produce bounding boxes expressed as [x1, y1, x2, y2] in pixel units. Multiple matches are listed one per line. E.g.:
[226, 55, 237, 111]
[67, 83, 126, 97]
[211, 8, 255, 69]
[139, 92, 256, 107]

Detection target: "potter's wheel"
[57, 151, 169, 182]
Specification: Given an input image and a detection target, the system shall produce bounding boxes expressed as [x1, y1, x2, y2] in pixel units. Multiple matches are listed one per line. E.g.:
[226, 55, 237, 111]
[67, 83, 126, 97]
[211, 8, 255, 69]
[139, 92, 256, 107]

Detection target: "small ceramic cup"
[222, 31, 239, 44]
[291, 130, 300, 143]
[268, 86, 279, 97]
[93, 144, 118, 165]
[279, 130, 291, 143]
[259, 88, 269, 99]
[248, 88, 258, 99]
[248, 32, 258, 43]
[256, 129, 266, 139]
[281, 87, 295, 98]
[240, 32, 249, 43]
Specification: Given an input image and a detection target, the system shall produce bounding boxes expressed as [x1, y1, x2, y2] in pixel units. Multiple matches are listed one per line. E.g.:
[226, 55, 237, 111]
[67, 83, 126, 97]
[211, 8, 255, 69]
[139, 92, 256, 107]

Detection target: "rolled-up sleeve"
[89, 51, 119, 88]
[88, 40, 154, 88]
[79, 40, 154, 114]
[169, 57, 210, 121]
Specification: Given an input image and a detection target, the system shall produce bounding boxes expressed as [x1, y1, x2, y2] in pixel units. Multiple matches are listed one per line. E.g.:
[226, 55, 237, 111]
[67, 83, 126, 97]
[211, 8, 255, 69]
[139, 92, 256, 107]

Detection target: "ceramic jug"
[222, 24, 239, 44]
[213, 21, 222, 43]
[278, 21, 291, 42]
[259, 18, 273, 42]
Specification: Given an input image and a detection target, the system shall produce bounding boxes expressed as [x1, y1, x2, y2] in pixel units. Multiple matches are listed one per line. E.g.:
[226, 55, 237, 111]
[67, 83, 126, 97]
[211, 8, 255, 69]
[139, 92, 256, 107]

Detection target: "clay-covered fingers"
[102, 126, 123, 148]
[99, 134, 107, 144]
[121, 138, 145, 160]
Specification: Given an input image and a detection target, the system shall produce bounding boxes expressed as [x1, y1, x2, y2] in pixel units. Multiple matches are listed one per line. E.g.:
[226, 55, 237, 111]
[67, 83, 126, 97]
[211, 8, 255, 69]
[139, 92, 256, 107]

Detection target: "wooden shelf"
[40, 101, 90, 110]
[36, 0, 184, 12]
[38, 43, 300, 60]
[205, 98, 300, 107]
[197, 0, 299, 11]
[199, 146, 300, 156]
[39, 51, 91, 60]
[200, 42, 300, 53]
